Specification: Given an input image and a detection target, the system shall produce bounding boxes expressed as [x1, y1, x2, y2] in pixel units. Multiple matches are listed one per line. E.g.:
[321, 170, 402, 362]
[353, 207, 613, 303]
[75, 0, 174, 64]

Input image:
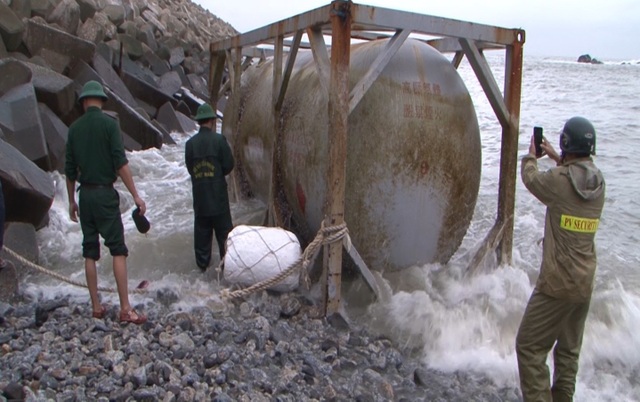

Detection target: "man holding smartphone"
[517, 117, 605, 402]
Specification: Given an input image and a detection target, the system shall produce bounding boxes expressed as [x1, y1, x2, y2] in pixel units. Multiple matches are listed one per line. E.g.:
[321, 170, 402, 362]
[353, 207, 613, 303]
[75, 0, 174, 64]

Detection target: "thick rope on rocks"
[2, 246, 148, 294]
[220, 222, 348, 300]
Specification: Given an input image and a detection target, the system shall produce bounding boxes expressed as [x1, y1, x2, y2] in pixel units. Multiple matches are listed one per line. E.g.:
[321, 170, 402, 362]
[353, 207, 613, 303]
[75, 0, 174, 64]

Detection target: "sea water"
[30, 54, 640, 401]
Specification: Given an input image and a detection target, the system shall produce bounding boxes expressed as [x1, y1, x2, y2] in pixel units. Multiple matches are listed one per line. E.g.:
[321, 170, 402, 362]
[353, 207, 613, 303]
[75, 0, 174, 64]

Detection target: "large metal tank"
[224, 38, 481, 271]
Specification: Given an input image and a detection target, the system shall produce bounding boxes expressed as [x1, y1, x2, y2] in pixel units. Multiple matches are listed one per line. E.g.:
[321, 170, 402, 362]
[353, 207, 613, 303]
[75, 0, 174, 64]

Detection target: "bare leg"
[85, 258, 101, 312]
[112, 255, 131, 313]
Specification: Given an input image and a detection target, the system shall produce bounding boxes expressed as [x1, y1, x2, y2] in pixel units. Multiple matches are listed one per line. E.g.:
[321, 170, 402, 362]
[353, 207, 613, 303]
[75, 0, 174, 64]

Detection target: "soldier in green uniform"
[185, 103, 235, 271]
[65, 81, 147, 324]
[517, 117, 605, 402]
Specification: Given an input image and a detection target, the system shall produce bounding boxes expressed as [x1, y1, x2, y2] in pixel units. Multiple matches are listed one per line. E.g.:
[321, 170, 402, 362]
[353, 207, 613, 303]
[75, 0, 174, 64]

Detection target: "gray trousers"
[516, 289, 590, 402]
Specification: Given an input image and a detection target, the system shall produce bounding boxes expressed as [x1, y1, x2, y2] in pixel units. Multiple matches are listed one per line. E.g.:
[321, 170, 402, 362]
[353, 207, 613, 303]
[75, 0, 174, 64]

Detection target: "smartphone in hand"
[533, 126, 543, 157]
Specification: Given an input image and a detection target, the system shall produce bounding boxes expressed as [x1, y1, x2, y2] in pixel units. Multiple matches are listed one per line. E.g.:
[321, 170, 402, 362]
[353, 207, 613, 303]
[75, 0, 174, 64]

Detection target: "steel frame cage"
[208, 0, 525, 314]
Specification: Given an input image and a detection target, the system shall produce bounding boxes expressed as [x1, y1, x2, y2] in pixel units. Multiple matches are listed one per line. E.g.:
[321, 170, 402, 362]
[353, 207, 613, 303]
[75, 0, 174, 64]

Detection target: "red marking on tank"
[296, 181, 306, 214]
[421, 161, 429, 176]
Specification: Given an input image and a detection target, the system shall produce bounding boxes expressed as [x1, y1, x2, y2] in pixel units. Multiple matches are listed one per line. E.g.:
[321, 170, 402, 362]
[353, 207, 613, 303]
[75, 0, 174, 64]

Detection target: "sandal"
[92, 305, 107, 319]
[119, 309, 147, 325]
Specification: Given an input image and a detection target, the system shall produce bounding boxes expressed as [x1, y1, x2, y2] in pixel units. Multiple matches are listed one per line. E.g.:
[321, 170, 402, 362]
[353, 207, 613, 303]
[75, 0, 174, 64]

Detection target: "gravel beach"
[0, 287, 522, 401]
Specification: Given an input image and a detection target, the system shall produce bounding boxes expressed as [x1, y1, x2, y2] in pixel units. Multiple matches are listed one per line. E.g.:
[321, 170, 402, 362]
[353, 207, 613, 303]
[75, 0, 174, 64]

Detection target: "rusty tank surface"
[224, 38, 481, 271]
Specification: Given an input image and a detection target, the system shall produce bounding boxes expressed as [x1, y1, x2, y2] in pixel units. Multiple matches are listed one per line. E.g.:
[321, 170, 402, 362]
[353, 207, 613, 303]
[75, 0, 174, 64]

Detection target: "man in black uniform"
[65, 80, 147, 324]
[185, 103, 235, 271]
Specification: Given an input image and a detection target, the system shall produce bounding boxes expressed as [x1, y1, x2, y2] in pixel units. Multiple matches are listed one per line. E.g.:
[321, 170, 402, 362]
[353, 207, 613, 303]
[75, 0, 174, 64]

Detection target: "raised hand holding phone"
[533, 126, 543, 157]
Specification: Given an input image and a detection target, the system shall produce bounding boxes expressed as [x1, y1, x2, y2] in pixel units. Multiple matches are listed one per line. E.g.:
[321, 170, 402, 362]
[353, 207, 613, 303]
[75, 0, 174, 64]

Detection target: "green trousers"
[516, 289, 590, 402]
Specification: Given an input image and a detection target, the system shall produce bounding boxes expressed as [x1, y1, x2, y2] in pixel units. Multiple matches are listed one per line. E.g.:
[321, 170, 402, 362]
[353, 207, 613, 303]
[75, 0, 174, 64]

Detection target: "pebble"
[0, 293, 521, 400]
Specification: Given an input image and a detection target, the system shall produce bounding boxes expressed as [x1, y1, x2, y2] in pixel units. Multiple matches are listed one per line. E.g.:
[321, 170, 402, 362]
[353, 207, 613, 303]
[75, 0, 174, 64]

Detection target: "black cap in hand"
[132, 207, 150, 234]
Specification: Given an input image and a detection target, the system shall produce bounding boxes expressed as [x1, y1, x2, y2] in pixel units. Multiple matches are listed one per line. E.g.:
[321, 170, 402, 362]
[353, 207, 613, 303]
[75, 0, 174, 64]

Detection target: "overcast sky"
[193, 0, 639, 60]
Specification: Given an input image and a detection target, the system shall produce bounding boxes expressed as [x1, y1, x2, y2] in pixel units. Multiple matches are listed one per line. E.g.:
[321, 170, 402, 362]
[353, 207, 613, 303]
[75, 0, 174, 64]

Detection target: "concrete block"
[25, 19, 95, 65]
[176, 111, 197, 134]
[134, 98, 157, 119]
[117, 33, 143, 60]
[0, 3, 26, 52]
[38, 103, 68, 172]
[171, 64, 189, 87]
[10, 0, 31, 20]
[141, 43, 169, 76]
[93, 11, 117, 41]
[30, 0, 53, 19]
[136, 23, 157, 52]
[158, 70, 181, 96]
[77, 17, 105, 44]
[151, 119, 175, 145]
[46, 0, 80, 35]
[156, 101, 181, 133]
[0, 36, 6, 58]
[187, 73, 209, 100]
[0, 59, 32, 98]
[122, 69, 176, 110]
[0, 83, 51, 170]
[103, 87, 163, 149]
[0, 140, 54, 228]
[91, 53, 137, 106]
[103, 110, 141, 151]
[37, 48, 71, 74]
[103, 4, 125, 26]
[175, 99, 191, 116]
[22, 60, 75, 116]
[76, 0, 98, 22]
[168, 46, 184, 68]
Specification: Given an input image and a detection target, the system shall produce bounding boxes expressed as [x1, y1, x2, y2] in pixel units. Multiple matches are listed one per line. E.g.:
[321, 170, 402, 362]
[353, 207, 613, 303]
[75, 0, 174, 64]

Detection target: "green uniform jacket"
[65, 107, 128, 184]
[185, 127, 234, 217]
[521, 155, 605, 302]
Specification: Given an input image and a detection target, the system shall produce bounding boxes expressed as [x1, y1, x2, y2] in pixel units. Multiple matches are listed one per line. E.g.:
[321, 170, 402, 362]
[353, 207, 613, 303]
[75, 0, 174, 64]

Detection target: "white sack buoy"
[223, 225, 301, 292]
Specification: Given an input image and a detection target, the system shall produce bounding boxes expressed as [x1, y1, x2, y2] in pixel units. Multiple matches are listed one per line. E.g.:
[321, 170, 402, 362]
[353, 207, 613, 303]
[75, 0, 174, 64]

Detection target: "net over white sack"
[223, 225, 302, 292]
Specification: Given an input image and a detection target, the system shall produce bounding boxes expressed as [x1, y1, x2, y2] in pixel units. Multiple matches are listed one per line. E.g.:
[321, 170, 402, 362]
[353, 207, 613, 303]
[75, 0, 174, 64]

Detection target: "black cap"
[132, 207, 150, 234]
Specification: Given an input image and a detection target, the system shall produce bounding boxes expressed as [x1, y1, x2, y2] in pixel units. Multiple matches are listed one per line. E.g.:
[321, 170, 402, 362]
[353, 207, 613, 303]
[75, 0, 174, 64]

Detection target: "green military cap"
[194, 103, 217, 121]
[78, 80, 108, 102]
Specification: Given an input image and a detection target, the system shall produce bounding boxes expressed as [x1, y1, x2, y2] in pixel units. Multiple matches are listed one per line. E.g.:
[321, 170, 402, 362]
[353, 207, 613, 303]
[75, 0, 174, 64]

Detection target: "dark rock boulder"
[577, 54, 603, 64]
[0, 140, 54, 228]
